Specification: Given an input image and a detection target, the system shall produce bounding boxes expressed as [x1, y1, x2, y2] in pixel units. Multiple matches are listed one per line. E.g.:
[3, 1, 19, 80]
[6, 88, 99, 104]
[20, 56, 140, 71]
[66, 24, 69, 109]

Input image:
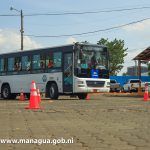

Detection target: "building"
[133, 47, 150, 77]
[127, 66, 148, 76]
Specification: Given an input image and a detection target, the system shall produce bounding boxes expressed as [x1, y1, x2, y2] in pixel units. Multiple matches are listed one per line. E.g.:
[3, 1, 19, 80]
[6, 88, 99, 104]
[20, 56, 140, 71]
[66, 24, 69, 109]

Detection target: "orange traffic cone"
[25, 80, 41, 109]
[86, 94, 90, 101]
[37, 87, 41, 104]
[144, 83, 149, 101]
[144, 92, 149, 101]
[20, 88, 25, 101]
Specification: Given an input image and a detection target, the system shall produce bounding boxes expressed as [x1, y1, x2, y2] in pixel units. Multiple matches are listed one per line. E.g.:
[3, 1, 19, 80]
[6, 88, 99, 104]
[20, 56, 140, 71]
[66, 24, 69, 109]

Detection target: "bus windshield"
[74, 44, 109, 78]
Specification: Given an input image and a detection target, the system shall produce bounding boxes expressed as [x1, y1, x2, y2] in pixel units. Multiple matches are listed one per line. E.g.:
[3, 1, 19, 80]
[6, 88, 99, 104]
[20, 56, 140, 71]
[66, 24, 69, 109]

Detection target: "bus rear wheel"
[49, 83, 59, 99]
[1, 84, 11, 99]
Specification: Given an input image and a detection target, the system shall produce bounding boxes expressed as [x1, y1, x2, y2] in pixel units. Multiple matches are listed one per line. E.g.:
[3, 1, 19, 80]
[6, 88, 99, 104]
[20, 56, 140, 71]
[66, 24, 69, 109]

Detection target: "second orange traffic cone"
[86, 94, 90, 101]
[144, 83, 149, 101]
[20, 88, 25, 101]
[37, 87, 41, 104]
[25, 80, 41, 109]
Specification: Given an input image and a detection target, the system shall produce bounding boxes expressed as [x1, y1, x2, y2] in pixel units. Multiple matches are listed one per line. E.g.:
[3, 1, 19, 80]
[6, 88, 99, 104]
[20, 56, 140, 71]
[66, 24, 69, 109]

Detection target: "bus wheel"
[49, 83, 59, 99]
[1, 84, 11, 99]
[78, 93, 87, 99]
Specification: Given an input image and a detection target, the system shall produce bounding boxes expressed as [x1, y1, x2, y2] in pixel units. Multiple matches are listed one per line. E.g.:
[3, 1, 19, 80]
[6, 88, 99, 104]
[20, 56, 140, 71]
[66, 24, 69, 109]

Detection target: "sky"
[0, 0, 150, 75]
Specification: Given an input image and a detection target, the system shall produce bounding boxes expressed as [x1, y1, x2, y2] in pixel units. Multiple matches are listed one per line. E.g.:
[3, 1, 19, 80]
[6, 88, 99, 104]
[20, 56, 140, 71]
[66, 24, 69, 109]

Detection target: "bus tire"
[78, 93, 87, 99]
[1, 84, 11, 99]
[49, 83, 59, 99]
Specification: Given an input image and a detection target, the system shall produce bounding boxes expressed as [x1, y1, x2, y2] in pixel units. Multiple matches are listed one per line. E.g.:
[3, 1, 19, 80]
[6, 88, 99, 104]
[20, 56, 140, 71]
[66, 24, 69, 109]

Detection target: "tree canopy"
[97, 38, 128, 76]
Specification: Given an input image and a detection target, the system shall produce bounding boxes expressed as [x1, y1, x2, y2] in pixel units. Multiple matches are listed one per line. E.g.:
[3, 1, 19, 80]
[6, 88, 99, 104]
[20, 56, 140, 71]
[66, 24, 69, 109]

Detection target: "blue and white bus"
[0, 42, 110, 99]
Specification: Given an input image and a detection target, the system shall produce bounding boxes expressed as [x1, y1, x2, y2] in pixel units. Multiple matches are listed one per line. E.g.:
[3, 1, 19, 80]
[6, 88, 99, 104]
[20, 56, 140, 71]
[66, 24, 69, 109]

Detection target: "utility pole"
[20, 9, 24, 50]
[10, 7, 24, 51]
[135, 60, 138, 76]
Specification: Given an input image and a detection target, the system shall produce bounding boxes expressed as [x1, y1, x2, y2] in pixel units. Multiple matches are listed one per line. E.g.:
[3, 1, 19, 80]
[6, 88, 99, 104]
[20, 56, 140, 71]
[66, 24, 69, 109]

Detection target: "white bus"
[0, 42, 110, 99]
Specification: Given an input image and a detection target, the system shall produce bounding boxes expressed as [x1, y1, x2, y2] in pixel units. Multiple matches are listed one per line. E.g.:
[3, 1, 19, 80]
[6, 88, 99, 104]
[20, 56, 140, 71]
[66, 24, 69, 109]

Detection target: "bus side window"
[53, 52, 62, 68]
[14, 57, 21, 71]
[0, 58, 4, 72]
[32, 54, 40, 70]
[47, 59, 53, 68]
[8, 57, 15, 72]
[22, 56, 31, 71]
[40, 55, 45, 69]
[4, 58, 7, 72]
[46, 53, 53, 69]
[26, 61, 31, 71]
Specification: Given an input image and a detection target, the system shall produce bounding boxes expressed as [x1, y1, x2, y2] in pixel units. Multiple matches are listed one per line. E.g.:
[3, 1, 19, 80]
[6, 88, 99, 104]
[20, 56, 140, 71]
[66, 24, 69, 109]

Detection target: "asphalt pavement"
[0, 94, 150, 150]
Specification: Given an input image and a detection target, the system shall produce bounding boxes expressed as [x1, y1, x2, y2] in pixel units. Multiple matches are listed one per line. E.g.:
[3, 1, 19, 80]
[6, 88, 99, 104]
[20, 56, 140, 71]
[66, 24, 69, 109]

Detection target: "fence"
[110, 76, 150, 88]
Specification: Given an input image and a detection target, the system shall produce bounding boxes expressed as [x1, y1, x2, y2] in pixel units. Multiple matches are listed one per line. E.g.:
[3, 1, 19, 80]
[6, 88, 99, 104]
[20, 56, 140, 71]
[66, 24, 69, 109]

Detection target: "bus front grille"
[86, 81, 105, 87]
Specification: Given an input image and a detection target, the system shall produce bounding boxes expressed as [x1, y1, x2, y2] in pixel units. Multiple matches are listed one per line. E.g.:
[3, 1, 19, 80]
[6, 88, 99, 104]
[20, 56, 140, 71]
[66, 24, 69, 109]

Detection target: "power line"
[25, 6, 150, 16]
[25, 17, 150, 38]
[0, 6, 150, 17]
[0, 14, 19, 16]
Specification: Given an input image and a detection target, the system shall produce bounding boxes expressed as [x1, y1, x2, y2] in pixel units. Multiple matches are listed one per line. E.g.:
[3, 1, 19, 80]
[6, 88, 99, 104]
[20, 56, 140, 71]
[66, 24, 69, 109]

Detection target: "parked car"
[110, 79, 121, 92]
[123, 79, 145, 92]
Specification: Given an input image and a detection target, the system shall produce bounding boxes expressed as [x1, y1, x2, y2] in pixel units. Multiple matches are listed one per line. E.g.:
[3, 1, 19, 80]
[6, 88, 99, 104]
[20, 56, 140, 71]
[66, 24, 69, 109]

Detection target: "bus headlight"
[78, 81, 84, 84]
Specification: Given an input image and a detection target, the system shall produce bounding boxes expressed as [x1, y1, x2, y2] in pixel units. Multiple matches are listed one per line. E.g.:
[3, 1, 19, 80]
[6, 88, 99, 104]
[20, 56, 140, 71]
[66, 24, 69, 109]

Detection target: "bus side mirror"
[78, 59, 81, 64]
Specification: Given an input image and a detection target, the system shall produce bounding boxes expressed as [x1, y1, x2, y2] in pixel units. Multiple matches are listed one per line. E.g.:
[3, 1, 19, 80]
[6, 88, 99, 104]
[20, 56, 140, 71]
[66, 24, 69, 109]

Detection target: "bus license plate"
[93, 89, 97, 92]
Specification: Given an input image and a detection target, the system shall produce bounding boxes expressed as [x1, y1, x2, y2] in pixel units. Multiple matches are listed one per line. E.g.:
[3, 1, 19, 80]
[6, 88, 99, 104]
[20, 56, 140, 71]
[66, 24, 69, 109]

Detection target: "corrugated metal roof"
[133, 47, 150, 61]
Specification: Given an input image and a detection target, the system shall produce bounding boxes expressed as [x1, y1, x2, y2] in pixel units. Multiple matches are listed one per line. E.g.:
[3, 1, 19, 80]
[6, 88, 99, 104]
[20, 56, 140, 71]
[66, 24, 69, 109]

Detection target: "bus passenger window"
[40, 61, 45, 69]
[46, 53, 53, 69]
[0, 58, 4, 72]
[53, 52, 62, 67]
[26, 62, 31, 71]
[22, 56, 31, 71]
[32, 55, 40, 70]
[40, 55, 45, 69]
[8, 57, 14, 71]
[47, 59, 53, 68]
[14, 57, 21, 71]
[14, 62, 21, 71]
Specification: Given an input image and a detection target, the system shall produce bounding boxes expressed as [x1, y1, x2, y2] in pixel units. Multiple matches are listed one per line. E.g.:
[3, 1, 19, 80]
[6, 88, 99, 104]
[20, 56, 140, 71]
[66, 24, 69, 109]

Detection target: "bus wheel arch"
[1, 83, 11, 99]
[46, 81, 59, 99]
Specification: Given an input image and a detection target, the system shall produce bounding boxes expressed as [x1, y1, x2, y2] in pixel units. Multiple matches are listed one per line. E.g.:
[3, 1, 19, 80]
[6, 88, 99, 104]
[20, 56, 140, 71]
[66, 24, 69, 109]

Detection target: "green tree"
[97, 38, 128, 76]
[122, 72, 127, 76]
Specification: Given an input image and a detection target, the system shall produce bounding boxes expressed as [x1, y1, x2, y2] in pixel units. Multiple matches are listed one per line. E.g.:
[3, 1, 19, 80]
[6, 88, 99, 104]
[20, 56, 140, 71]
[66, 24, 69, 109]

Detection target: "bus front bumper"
[75, 87, 110, 93]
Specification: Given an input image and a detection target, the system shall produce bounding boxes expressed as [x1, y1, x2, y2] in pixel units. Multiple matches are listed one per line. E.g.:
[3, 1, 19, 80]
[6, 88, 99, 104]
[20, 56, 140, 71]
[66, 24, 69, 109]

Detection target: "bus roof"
[0, 43, 106, 56]
[0, 44, 74, 56]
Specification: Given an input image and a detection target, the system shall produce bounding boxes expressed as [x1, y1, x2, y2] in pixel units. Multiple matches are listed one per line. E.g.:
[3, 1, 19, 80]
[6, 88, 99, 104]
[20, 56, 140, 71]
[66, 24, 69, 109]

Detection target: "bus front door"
[63, 53, 73, 93]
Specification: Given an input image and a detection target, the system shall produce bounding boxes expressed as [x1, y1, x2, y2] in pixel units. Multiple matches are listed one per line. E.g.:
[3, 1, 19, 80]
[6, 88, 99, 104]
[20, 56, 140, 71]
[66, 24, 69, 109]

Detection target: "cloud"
[0, 29, 42, 53]
[118, 48, 147, 75]
[123, 19, 150, 32]
[118, 19, 150, 75]
[66, 37, 77, 44]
